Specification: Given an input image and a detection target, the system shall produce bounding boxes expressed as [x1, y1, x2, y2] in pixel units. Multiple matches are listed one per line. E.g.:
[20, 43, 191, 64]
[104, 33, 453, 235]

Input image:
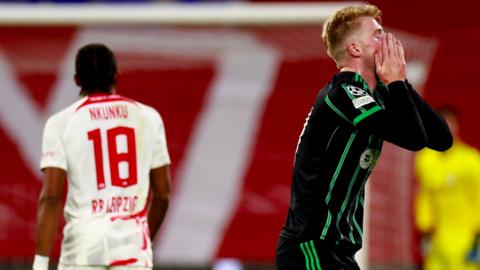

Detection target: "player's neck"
[340, 66, 377, 91]
[80, 88, 116, 97]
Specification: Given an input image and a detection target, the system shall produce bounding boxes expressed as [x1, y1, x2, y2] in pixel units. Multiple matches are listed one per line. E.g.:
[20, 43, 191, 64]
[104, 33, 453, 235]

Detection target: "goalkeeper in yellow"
[415, 107, 480, 270]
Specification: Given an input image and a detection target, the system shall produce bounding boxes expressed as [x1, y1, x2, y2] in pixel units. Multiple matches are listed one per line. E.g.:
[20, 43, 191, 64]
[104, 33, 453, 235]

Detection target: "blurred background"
[0, 0, 479, 270]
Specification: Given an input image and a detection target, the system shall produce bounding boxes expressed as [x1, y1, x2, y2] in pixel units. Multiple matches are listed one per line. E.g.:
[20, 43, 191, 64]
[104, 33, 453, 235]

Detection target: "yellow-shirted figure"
[415, 107, 480, 270]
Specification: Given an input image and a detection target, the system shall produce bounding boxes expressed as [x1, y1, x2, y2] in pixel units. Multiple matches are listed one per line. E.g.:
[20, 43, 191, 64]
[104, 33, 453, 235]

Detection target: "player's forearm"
[387, 81, 428, 149]
[360, 80, 427, 151]
[148, 196, 169, 239]
[35, 196, 62, 256]
[405, 81, 453, 151]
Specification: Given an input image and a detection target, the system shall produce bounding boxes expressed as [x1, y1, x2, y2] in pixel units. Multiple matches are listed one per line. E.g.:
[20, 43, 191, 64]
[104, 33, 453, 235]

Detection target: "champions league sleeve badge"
[346, 85, 367, 96]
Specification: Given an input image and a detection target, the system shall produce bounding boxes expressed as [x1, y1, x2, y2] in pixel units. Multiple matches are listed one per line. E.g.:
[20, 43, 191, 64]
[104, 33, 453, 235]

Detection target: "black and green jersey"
[280, 71, 452, 251]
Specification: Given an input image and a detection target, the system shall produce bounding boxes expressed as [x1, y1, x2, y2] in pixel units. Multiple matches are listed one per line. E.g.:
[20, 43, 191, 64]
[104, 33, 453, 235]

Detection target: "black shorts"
[276, 237, 360, 270]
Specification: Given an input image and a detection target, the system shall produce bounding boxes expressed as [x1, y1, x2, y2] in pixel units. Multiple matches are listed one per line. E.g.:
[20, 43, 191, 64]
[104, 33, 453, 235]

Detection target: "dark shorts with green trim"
[276, 237, 360, 270]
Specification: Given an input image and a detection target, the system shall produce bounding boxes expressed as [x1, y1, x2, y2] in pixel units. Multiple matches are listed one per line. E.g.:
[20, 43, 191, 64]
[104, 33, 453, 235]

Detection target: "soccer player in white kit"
[33, 44, 171, 270]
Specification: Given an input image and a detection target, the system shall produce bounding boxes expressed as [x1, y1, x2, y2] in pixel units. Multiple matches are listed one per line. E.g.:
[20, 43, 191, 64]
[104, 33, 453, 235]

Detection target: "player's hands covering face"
[375, 33, 407, 84]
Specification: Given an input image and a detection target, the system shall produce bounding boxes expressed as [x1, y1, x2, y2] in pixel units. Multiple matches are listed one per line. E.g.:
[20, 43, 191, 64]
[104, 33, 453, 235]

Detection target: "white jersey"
[40, 93, 170, 267]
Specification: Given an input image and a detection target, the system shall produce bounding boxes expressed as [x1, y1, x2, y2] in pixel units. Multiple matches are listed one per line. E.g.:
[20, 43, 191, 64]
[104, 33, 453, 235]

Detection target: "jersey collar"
[333, 71, 386, 94]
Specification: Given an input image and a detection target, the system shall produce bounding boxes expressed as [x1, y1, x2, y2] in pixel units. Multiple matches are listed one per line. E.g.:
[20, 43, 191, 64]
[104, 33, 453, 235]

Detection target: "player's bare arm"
[34, 167, 66, 270]
[148, 165, 171, 238]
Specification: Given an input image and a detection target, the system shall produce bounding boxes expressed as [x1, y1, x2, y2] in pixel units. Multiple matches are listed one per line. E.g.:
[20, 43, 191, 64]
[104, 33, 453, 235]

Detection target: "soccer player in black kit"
[276, 4, 452, 270]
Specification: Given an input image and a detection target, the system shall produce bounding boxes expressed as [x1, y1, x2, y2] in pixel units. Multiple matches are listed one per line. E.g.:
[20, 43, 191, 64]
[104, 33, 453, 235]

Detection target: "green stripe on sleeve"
[325, 96, 353, 125]
[353, 105, 381, 126]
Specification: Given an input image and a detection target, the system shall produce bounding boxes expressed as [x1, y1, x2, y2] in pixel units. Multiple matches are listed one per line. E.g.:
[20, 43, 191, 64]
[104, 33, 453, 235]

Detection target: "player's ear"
[346, 42, 361, 58]
[74, 74, 81, 87]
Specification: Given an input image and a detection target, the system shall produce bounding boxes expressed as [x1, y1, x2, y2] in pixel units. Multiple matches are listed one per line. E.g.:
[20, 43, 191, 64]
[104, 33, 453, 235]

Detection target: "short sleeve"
[150, 111, 171, 169]
[40, 118, 67, 171]
[325, 83, 382, 126]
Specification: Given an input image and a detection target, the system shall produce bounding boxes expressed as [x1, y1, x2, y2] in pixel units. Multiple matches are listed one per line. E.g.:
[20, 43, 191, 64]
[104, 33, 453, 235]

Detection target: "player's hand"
[375, 33, 407, 84]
